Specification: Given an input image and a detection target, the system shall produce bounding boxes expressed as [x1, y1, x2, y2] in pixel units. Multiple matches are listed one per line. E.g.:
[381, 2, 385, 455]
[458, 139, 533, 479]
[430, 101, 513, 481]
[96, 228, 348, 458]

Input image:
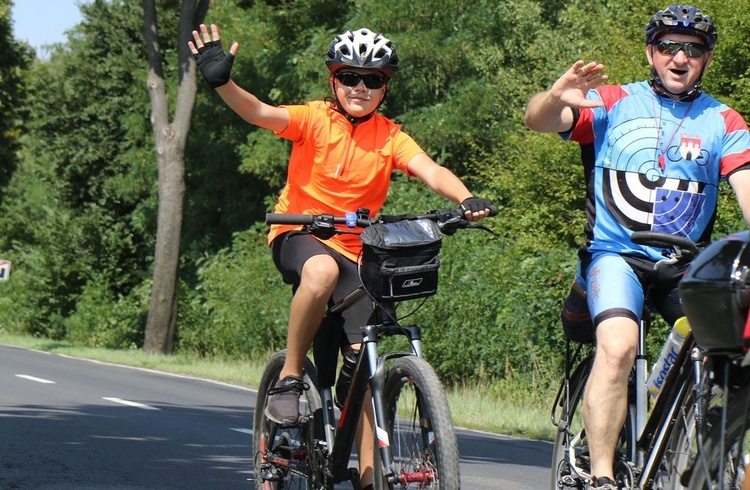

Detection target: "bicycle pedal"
[559, 474, 579, 486]
[259, 467, 282, 482]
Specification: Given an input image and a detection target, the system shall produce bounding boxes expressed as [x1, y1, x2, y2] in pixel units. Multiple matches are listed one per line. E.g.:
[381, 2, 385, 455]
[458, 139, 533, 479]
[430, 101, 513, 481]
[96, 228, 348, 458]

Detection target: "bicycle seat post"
[635, 313, 649, 467]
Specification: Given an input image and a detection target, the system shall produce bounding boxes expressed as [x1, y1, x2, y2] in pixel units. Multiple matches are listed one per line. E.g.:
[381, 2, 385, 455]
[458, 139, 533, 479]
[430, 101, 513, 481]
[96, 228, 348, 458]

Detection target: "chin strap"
[327, 86, 390, 125]
[650, 70, 702, 101]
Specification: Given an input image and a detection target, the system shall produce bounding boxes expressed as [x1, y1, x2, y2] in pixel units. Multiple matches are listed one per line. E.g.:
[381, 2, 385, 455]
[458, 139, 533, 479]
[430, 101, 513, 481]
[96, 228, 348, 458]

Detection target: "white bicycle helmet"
[325, 28, 399, 77]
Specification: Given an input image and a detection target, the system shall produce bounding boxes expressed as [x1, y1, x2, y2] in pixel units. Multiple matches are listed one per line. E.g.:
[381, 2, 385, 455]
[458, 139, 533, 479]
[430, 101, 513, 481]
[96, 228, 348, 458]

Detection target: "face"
[647, 32, 712, 94]
[330, 68, 388, 118]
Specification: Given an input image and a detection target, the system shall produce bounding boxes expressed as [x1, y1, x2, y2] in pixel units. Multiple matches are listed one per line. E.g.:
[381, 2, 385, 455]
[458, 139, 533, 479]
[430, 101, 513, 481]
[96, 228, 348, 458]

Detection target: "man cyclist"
[524, 5, 750, 489]
[189, 24, 491, 489]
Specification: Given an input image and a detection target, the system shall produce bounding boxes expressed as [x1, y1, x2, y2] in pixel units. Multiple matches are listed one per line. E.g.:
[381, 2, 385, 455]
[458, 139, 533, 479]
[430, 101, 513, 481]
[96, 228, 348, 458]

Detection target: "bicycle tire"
[382, 356, 460, 490]
[253, 350, 328, 490]
[652, 369, 708, 490]
[658, 405, 697, 490]
[550, 354, 593, 490]
[687, 384, 750, 490]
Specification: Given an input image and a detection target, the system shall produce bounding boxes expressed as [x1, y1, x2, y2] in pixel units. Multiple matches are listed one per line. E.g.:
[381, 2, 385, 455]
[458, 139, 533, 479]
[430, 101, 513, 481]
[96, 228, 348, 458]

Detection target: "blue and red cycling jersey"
[563, 81, 750, 262]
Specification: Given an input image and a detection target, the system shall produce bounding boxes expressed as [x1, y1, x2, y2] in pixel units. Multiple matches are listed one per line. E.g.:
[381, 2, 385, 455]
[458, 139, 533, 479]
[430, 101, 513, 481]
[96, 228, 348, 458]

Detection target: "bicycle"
[252, 207, 495, 489]
[550, 231, 706, 490]
[677, 230, 750, 490]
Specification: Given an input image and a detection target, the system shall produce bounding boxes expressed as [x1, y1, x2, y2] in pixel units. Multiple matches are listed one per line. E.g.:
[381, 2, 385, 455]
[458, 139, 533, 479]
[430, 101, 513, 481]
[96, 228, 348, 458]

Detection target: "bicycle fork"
[365, 322, 428, 487]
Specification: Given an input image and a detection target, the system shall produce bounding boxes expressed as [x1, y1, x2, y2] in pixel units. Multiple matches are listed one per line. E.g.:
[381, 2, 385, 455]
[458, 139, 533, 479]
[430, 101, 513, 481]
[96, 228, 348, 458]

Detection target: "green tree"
[0, 0, 157, 341]
[0, 0, 32, 193]
[141, 0, 209, 354]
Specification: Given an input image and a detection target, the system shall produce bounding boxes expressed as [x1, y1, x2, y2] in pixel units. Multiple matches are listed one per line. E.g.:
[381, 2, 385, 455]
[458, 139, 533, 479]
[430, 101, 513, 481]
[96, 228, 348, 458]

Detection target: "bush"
[176, 226, 289, 359]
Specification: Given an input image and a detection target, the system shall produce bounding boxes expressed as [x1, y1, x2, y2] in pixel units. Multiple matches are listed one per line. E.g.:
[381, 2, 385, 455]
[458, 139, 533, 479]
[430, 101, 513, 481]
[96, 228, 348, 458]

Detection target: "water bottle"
[335, 349, 359, 408]
[646, 317, 691, 398]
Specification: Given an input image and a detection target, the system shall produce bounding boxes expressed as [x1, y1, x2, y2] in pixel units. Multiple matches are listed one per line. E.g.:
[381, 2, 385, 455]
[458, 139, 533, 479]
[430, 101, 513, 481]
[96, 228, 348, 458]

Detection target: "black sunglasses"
[334, 71, 388, 89]
[654, 40, 708, 58]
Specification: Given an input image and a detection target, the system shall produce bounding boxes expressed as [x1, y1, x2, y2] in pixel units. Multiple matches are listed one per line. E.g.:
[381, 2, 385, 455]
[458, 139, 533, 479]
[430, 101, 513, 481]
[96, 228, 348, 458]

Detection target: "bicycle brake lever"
[465, 223, 496, 235]
[308, 221, 337, 240]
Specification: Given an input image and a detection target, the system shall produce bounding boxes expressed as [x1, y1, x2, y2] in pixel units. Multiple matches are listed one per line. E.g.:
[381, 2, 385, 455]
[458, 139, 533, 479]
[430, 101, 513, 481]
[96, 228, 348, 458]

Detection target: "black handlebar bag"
[359, 218, 443, 301]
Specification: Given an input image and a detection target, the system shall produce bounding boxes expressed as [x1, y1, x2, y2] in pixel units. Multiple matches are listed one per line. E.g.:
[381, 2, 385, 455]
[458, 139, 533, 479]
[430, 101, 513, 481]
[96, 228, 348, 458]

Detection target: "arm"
[215, 81, 289, 133]
[728, 168, 750, 228]
[524, 60, 608, 134]
[406, 153, 489, 221]
[189, 24, 289, 133]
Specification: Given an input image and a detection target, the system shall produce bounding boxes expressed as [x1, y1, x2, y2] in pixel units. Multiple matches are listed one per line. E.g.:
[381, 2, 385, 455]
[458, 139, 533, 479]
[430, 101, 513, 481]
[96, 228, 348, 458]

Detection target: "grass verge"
[0, 332, 556, 441]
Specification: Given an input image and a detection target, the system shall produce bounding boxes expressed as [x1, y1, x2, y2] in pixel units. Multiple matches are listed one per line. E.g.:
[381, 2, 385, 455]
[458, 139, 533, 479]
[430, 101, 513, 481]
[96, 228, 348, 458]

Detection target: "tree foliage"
[0, 0, 32, 192]
[2, 0, 750, 383]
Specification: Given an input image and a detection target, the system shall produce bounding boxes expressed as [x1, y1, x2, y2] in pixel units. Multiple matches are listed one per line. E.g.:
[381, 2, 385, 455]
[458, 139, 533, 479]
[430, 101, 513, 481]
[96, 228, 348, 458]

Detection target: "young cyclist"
[189, 24, 491, 488]
[524, 5, 750, 489]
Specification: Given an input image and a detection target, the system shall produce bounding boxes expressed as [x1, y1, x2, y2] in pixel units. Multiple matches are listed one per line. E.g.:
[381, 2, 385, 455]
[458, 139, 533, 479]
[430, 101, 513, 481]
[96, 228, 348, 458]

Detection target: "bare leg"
[356, 389, 375, 487]
[583, 317, 638, 480]
[280, 254, 339, 379]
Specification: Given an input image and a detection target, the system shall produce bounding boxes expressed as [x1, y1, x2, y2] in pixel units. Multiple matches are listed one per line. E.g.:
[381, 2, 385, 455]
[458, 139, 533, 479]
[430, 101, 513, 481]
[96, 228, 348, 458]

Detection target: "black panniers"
[359, 219, 442, 301]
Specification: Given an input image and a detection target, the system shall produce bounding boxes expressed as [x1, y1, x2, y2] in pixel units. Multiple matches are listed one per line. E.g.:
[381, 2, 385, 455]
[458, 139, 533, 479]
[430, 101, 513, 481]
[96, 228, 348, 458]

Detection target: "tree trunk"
[141, 0, 208, 354]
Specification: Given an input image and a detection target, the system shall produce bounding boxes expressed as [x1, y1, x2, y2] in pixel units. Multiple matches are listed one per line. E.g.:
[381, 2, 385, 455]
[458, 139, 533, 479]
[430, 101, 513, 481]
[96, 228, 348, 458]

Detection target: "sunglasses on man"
[654, 39, 708, 58]
[334, 71, 388, 89]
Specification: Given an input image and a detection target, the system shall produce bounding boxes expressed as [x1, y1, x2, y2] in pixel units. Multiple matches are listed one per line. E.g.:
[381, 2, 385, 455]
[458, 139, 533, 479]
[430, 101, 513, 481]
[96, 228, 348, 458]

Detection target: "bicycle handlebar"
[265, 206, 498, 234]
[630, 230, 700, 265]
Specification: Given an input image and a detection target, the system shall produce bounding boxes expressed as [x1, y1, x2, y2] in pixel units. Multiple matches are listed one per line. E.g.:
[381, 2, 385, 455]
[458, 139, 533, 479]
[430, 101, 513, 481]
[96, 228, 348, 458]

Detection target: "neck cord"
[651, 91, 696, 171]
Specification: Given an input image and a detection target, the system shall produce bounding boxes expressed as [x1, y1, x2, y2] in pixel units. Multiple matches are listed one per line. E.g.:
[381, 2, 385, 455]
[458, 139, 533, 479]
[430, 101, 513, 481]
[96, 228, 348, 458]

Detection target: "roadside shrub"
[65, 280, 149, 349]
[176, 226, 289, 359]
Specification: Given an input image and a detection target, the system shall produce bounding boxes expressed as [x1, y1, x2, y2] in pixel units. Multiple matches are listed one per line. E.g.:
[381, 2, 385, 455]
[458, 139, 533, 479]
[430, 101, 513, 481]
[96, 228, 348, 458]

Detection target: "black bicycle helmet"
[646, 5, 717, 49]
[325, 28, 399, 77]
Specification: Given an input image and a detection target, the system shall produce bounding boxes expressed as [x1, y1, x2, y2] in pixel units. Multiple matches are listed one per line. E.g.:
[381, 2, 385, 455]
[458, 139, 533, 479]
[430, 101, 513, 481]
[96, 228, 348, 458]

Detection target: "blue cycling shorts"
[586, 252, 644, 327]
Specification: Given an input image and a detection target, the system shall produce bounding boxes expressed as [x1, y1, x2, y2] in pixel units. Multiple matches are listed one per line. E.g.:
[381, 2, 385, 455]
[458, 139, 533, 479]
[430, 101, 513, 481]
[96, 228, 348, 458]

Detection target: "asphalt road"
[0, 344, 551, 489]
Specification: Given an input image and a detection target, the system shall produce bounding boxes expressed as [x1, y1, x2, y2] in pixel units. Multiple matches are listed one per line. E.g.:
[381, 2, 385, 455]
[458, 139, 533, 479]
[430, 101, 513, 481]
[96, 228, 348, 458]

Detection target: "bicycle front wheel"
[383, 356, 460, 489]
[687, 384, 750, 490]
[253, 350, 327, 490]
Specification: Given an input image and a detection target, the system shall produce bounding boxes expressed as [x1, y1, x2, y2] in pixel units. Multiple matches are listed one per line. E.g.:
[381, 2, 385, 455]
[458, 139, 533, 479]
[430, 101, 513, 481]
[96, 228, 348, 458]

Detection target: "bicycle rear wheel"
[687, 384, 750, 490]
[382, 356, 460, 489]
[253, 350, 327, 490]
[549, 352, 638, 490]
[550, 353, 593, 490]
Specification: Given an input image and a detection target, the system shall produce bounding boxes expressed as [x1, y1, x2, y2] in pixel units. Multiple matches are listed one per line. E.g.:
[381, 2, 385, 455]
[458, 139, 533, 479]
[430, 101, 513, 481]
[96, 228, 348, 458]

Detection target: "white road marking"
[102, 397, 160, 410]
[231, 428, 253, 435]
[16, 374, 55, 384]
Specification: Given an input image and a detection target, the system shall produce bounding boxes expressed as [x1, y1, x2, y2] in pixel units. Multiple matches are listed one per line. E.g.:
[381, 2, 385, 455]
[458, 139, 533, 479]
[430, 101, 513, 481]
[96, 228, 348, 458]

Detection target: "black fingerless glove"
[460, 196, 491, 214]
[194, 40, 234, 88]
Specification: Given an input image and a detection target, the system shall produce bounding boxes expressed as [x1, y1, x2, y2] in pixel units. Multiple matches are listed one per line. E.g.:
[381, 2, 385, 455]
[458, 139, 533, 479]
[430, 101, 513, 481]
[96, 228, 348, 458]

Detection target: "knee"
[300, 255, 339, 296]
[596, 336, 636, 375]
[595, 318, 638, 369]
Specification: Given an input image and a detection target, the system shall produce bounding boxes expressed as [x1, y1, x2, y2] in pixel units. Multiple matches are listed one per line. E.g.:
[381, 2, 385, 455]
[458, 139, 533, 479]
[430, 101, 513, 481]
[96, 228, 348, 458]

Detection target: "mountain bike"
[677, 230, 750, 490]
[550, 231, 706, 490]
[252, 207, 495, 489]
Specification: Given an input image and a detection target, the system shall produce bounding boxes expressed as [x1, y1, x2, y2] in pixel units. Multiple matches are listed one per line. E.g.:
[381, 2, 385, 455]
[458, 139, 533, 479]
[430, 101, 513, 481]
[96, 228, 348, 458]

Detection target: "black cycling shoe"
[590, 476, 618, 490]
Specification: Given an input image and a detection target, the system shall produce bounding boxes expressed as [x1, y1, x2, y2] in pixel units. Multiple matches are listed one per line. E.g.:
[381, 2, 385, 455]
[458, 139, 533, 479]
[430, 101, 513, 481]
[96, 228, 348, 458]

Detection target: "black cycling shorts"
[271, 232, 372, 346]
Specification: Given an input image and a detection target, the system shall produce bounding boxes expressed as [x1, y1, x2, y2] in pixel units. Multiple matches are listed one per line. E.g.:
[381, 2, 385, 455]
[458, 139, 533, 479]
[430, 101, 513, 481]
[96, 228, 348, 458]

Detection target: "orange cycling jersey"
[268, 101, 425, 262]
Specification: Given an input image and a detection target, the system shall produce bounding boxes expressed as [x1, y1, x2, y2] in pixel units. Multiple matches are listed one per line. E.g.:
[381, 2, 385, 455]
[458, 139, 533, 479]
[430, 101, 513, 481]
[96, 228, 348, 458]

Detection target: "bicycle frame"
[635, 334, 702, 487]
[320, 286, 429, 486]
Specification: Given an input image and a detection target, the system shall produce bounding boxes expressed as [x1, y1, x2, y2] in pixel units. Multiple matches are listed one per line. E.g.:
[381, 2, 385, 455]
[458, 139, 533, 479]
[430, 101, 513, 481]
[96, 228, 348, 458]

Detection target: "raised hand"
[188, 24, 239, 89]
[549, 60, 608, 109]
